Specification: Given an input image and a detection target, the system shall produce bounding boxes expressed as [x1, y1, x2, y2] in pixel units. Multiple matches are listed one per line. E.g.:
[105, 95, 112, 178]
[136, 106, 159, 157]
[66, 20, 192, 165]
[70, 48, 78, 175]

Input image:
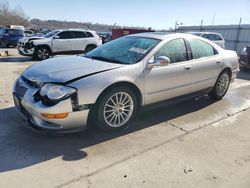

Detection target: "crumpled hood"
[19, 36, 44, 43]
[33, 37, 51, 45]
[22, 56, 123, 84]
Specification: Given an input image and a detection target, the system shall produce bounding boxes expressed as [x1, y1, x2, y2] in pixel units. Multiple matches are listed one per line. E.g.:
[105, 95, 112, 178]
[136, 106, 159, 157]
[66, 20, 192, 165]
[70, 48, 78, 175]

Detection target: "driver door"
[52, 31, 74, 53]
[144, 38, 194, 104]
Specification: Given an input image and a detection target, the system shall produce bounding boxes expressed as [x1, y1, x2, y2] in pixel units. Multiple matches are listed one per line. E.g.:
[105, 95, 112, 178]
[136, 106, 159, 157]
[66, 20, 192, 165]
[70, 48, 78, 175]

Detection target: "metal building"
[178, 24, 250, 54]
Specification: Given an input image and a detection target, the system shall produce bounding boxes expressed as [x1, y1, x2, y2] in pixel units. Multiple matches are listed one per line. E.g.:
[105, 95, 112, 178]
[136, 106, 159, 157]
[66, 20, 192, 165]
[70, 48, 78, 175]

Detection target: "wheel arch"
[220, 67, 232, 79]
[35, 44, 52, 52]
[95, 81, 143, 107]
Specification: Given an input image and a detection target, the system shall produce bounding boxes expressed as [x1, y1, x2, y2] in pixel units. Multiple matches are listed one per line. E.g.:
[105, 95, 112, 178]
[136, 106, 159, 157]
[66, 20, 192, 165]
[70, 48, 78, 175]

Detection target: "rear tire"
[85, 45, 96, 53]
[209, 71, 230, 100]
[94, 86, 138, 131]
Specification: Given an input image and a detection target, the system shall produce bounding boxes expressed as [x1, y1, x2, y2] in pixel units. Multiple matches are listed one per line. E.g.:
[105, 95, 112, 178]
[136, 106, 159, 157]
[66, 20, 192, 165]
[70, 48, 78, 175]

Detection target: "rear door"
[187, 38, 223, 91]
[52, 31, 74, 52]
[71, 31, 87, 52]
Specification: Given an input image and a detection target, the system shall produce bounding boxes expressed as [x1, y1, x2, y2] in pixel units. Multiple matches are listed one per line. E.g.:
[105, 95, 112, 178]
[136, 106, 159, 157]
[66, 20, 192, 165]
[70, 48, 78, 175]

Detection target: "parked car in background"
[10, 25, 25, 31]
[239, 46, 250, 70]
[0, 28, 25, 48]
[18, 29, 102, 60]
[98, 32, 112, 43]
[188, 32, 225, 49]
[13, 33, 239, 133]
[24, 30, 34, 37]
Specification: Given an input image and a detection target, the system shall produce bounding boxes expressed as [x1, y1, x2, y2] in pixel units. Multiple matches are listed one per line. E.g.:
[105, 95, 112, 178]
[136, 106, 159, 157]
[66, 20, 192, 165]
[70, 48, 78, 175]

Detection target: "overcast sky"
[3, 0, 250, 29]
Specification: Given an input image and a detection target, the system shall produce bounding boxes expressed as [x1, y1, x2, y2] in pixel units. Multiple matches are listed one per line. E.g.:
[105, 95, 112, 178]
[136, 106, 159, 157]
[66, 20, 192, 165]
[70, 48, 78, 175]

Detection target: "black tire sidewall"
[35, 47, 50, 60]
[85, 45, 96, 53]
[95, 86, 138, 131]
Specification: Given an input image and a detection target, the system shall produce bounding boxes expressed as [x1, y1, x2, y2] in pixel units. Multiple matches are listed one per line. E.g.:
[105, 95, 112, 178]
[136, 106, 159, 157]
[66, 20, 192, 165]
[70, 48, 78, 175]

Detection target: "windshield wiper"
[86, 56, 127, 64]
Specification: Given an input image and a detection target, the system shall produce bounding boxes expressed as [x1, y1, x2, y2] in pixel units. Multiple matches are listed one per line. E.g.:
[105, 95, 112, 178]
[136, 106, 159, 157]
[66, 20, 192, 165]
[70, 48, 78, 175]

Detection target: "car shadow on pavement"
[237, 70, 250, 81]
[0, 96, 216, 173]
[0, 56, 33, 62]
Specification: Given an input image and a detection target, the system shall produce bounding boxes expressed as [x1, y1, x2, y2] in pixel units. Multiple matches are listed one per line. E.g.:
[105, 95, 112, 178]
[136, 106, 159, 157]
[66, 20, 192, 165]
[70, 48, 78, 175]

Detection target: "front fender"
[68, 63, 144, 105]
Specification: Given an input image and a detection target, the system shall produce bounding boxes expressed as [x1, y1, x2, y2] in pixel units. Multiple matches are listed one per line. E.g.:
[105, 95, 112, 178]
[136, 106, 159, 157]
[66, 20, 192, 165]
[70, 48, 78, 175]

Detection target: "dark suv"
[239, 46, 250, 70]
[0, 28, 25, 48]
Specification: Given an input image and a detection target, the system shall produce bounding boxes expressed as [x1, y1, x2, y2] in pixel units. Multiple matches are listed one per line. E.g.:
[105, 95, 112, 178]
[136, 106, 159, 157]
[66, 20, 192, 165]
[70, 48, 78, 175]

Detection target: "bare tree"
[0, 0, 29, 27]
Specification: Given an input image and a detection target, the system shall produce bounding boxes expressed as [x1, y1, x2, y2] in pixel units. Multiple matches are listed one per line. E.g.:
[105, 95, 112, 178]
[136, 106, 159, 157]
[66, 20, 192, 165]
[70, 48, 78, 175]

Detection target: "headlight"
[39, 83, 76, 101]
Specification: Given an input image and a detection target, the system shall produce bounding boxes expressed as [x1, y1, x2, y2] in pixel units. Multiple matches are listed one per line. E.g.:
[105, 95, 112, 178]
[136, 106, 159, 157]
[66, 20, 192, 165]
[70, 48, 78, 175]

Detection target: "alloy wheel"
[103, 92, 134, 128]
[37, 48, 50, 60]
[216, 73, 230, 96]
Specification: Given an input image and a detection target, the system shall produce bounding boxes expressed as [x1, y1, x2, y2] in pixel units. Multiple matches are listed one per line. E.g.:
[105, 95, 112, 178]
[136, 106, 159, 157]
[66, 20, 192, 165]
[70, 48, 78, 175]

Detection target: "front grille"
[15, 81, 27, 98]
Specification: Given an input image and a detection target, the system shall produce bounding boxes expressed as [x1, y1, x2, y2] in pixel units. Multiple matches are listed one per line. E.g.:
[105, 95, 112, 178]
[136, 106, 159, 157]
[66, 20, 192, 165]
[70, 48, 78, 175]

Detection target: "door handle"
[216, 61, 221, 64]
[185, 65, 192, 70]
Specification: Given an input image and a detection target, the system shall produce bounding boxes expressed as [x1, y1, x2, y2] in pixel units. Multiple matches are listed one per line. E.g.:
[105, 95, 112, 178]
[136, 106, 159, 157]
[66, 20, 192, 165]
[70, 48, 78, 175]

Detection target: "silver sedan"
[13, 33, 239, 133]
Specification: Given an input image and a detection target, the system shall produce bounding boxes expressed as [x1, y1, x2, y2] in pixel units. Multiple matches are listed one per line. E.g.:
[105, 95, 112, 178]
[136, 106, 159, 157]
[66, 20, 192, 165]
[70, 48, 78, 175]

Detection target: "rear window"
[5, 29, 24, 35]
[202, 34, 223, 41]
[86, 32, 94, 38]
[189, 38, 218, 59]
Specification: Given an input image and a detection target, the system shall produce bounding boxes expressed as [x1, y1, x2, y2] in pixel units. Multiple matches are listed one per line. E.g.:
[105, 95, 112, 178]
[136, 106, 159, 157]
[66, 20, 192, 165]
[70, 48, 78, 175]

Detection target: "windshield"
[85, 36, 159, 64]
[44, 30, 60, 38]
[5, 29, 24, 36]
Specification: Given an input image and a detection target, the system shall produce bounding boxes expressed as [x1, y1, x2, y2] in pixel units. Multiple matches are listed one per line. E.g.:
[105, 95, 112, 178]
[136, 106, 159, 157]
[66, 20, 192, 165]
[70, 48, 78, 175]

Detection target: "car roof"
[188, 31, 222, 35]
[129, 32, 197, 40]
[56, 28, 96, 33]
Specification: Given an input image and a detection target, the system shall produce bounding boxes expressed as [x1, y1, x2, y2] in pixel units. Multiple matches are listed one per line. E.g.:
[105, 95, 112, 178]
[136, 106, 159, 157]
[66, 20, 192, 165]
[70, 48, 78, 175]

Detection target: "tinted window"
[154, 39, 188, 63]
[214, 34, 223, 41]
[202, 34, 222, 41]
[86, 32, 94, 37]
[189, 39, 217, 59]
[5, 29, 24, 36]
[73, 31, 86, 38]
[57, 31, 73, 39]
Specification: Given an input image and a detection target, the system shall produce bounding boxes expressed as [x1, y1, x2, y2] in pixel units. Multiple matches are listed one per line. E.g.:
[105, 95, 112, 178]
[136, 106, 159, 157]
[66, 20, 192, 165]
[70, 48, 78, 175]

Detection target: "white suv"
[18, 29, 102, 60]
[188, 32, 225, 49]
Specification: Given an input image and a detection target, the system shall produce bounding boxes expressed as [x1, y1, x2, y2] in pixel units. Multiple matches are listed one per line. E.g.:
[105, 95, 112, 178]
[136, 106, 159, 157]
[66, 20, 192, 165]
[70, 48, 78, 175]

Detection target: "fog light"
[41, 112, 69, 119]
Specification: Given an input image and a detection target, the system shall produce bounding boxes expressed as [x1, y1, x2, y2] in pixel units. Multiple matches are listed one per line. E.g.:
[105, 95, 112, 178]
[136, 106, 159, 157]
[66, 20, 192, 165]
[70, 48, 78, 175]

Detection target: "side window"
[57, 31, 73, 39]
[73, 31, 86, 38]
[85, 32, 94, 38]
[214, 34, 223, 41]
[189, 39, 217, 59]
[154, 38, 188, 64]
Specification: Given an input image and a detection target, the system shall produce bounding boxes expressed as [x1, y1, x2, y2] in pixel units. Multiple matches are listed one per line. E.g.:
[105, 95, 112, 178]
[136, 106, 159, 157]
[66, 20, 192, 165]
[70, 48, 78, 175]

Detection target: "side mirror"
[54, 35, 60, 39]
[148, 56, 170, 68]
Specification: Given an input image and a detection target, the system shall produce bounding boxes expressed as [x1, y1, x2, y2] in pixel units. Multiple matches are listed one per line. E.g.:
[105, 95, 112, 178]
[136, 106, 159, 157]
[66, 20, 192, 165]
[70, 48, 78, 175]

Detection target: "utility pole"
[175, 21, 178, 31]
[212, 14, 216, 25]
[200, 19, 203, 31]
[234, 17, 242, 51]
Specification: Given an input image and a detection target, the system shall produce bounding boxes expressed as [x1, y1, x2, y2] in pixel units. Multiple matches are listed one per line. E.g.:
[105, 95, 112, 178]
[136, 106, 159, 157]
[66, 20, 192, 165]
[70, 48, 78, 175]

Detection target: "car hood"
[22, 56, 123, 84]
[19, 36, 44, 43]
[33, 38, 51, 44]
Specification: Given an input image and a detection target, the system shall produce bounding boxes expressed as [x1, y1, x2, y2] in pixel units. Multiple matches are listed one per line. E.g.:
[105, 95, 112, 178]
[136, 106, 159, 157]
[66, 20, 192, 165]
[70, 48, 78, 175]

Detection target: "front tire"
[210, 71, 230, 100]
[1, 41, 6, 48]
[35, 47, 51, 60]
[94, 86, 138, 131]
